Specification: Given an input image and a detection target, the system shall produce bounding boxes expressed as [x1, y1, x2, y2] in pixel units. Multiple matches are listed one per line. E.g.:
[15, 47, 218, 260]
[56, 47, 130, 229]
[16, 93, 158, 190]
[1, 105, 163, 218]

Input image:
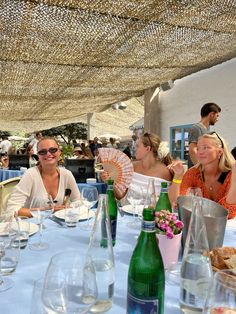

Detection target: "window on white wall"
[170, 125, 192, 161]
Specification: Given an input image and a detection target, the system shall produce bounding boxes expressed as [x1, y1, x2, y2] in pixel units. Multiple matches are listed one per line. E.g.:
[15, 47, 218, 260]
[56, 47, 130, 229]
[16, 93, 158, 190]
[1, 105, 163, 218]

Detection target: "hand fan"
[98, 148, 134, 195]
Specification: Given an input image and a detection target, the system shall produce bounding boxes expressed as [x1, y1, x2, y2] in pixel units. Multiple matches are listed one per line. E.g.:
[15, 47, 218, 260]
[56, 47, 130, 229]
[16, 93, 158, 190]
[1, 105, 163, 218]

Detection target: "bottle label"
[127, 293, 159, 314]
[110, 217, 117, 242]
[142, 220, 156, 232]
[161, 187, 168, 193]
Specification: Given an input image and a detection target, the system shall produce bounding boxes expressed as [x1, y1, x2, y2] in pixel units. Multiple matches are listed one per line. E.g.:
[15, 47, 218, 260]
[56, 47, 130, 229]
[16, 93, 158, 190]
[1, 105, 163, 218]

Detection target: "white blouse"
[7, 167, 80, 214]
[130, 172, 170, 198]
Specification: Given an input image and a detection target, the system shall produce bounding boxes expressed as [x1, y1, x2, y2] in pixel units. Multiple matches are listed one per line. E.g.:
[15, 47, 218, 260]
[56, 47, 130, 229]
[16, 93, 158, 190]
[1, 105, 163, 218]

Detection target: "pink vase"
[156, 232, 182, 270]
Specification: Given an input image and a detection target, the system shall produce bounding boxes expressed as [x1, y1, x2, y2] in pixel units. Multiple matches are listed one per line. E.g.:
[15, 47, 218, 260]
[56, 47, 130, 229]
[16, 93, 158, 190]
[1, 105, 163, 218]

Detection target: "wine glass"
[0, 213, 19, 292]
[42, 250, 97, 314]
[80, 187, 98, 231]
[186, 187, 203, 197]
[203, 269, 236, 313]
[29, 198, 53, 251]
[126, 185, 145, 228]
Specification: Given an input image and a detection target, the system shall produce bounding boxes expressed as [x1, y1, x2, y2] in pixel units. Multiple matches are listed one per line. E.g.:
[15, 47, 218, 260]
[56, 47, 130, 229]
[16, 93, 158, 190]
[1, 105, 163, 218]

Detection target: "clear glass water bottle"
[127, 207, 165, 314]
[180, 196, 213, 313]
[87, 194, 115, 313]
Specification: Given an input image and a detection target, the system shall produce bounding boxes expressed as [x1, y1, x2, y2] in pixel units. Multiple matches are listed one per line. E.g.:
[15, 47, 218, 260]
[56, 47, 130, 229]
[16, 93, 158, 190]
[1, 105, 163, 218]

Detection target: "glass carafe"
[87, 194, 115, 313]
[179, 196, 213, 313]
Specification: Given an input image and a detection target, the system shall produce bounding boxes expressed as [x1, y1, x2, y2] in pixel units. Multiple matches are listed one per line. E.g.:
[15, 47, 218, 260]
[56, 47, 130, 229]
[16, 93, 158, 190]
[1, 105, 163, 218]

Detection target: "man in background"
[188, 102, 221, 168]
[30, 132, 43, 154]
[0, 136, 12, 154]
[89, 137, 102, 156]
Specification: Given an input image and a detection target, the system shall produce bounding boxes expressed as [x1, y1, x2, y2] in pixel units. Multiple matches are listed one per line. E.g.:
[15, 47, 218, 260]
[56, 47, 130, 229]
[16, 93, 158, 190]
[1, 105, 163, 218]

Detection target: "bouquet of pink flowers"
[155, 210, 184, 239]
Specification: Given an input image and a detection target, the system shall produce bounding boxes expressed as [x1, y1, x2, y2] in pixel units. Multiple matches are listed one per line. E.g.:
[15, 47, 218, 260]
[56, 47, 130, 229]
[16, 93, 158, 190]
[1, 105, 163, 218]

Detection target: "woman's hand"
[100, 170, 110, 182]
[167, 160, 185, 179]
[53, 204, 66, 212]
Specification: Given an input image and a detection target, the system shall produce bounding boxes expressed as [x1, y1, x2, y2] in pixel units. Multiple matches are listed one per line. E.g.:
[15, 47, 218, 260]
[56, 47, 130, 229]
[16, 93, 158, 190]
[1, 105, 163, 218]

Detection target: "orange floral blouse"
[180, 167, 236, 219]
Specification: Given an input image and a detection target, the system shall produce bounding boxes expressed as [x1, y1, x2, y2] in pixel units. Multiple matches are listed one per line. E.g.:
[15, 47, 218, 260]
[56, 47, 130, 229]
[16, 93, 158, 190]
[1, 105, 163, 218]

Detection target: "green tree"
[42, 122, 87, 145]
[0, 131, 11, 139]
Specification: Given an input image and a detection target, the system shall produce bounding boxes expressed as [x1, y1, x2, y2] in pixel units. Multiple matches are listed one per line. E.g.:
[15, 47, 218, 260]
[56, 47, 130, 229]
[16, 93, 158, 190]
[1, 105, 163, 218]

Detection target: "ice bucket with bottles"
[177, 196, 228, 250]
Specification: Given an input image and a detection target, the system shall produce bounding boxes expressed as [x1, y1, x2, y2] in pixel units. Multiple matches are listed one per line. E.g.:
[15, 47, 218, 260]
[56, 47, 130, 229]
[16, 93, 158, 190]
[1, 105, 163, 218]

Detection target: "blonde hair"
[141, 132, 172, 166]
[197, 133, 235, 172]
[37, 137, 59, 150]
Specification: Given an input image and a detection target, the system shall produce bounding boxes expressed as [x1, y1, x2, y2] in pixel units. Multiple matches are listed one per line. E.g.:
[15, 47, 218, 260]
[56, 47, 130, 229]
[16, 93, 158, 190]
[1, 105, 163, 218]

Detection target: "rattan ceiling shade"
[0, 0, 236, 132]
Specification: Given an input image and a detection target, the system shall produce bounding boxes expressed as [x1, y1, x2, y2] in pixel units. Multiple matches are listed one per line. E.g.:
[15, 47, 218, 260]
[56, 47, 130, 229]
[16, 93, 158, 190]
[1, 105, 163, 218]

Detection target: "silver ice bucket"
[177, 196, 228, 250]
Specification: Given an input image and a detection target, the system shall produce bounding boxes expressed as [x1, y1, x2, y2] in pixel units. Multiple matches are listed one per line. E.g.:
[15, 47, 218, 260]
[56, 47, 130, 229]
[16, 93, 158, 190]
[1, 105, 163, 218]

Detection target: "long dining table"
[1, 212, 235, 313]
[0, 168, 24, 182]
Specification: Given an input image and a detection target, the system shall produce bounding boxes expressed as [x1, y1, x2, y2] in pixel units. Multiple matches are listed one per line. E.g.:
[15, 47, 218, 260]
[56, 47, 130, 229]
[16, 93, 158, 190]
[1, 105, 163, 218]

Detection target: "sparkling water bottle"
[155, 181, 172, 212]
[106, 179, 117, 246]
[127, 207, 165, 314]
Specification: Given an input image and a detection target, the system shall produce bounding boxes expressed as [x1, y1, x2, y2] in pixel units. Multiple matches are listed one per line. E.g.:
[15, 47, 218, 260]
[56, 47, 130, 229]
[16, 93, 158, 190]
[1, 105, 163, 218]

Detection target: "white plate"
[0, 221, 39, 236]
[122, 204, 144, 215]
[54, 208, 95, 221]
[28, 222, 39, 236]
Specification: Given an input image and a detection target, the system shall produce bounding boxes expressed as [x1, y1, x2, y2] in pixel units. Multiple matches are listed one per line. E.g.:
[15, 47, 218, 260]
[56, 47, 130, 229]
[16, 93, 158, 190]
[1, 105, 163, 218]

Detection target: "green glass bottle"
[127, 208, 165, 314]
[106, 179, 118, 246]
[155, 181, 172, 212]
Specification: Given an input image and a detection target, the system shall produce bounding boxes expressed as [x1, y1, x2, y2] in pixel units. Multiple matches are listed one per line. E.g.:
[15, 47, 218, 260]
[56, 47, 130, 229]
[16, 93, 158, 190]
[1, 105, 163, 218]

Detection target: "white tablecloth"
[1, 215, 235, 313]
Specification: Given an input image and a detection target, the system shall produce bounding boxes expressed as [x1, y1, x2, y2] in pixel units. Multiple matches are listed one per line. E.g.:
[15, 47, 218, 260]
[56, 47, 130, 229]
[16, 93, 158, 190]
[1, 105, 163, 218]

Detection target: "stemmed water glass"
[203, 269, 236, 313]
[126, 185, 145, 227]
[42, 250, 97, 314]
[29, 198, 53, 251]
[0, 213, 19, 292]
[80, 187, 98, 231]
[186, 187, 203, 197]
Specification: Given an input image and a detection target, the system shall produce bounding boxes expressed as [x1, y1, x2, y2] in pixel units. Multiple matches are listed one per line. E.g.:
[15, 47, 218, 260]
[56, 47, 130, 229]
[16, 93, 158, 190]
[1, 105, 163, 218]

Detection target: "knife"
[48, 215, 65, 227]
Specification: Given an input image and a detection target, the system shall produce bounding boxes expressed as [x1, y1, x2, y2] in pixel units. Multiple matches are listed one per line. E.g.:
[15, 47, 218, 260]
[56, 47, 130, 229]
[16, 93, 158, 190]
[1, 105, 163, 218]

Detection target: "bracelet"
[172, 178, 182, 184]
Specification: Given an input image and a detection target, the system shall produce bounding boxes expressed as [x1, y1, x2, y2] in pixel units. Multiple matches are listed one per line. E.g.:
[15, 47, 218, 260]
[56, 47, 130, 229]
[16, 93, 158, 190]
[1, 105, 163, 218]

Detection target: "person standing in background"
[107, 137, 118, 149]
[30, 132, 43, 154]
[188, 102, 221, 168]
[89, 137, 102, 156]
[0, 136, 12, 154]
[130, 134, 137, 160]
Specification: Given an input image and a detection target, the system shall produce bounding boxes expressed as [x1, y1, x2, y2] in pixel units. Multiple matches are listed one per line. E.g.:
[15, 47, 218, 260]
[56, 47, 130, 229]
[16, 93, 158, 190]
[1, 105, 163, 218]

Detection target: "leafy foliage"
[42, 122, 87, 145]
[0, 131, 11, 138]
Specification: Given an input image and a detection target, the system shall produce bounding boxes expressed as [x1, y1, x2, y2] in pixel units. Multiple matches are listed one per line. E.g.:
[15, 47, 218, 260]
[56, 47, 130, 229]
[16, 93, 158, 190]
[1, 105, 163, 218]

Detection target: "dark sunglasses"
[38, 147, 59, 156]
[209, 131, 224, 148]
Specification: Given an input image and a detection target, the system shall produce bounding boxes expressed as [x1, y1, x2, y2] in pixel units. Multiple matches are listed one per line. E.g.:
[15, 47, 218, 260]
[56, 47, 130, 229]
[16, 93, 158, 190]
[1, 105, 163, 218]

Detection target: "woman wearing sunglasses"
[170, 132, 236, 219]
[7, 137, 80, 217]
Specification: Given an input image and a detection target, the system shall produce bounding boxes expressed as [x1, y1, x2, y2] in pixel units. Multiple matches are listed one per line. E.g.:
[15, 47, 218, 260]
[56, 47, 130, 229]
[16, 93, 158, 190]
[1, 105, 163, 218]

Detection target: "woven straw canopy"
[1, 0, 236, 133]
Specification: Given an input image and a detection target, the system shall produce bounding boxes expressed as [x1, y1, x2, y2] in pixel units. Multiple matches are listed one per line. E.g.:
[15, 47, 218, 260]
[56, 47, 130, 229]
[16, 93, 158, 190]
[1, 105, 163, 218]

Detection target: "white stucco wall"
[159, 57, 236, 150]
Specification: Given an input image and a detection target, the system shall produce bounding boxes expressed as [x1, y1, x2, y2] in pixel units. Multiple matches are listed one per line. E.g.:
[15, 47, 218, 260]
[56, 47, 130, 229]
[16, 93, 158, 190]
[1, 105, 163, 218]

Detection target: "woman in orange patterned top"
[170, 132, 236, 219]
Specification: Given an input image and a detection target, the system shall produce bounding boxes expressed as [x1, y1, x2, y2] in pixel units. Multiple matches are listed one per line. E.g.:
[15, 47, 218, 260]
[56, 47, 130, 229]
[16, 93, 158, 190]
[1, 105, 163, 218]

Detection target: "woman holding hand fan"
[99, 132, 183, 205]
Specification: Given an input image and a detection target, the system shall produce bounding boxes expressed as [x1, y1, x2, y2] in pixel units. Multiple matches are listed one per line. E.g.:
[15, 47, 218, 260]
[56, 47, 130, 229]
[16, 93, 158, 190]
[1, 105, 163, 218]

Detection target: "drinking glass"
[0, 213, 19, 292]
[203, 269, 236, 313]
[29, 198, 53, 251]
[42, 250, 97, 314]
[80, 187, 98, 231]
[65, 201, 81, 228]
[126, 185, 144, 227]
[30, 278, 48, 314]
[186, 187, 203, 197]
